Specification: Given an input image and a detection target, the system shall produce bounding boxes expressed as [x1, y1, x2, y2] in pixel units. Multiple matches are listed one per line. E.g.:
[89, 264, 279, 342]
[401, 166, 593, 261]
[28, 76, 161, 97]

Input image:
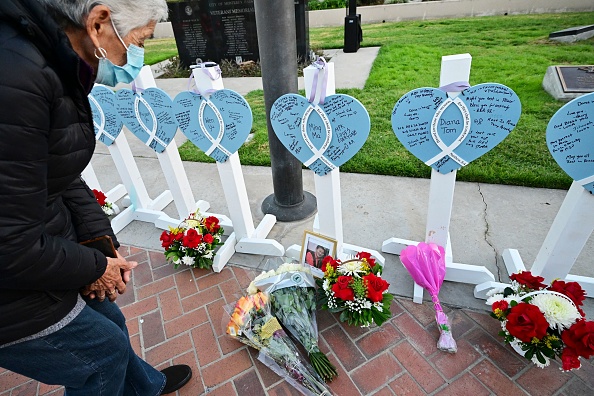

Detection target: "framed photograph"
[300, 231, 337, 269]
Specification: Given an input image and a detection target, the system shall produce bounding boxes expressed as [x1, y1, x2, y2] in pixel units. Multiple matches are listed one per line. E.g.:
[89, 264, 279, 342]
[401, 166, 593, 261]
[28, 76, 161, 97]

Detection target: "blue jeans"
[0, 298, 165, 396]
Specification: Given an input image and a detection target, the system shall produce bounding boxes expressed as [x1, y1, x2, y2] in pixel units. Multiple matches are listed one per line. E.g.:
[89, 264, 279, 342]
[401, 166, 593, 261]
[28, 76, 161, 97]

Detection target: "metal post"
[254, 0, 316, 222]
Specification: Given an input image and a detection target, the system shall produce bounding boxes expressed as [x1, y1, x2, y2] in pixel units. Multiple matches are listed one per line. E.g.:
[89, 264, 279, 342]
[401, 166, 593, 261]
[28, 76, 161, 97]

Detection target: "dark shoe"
[160, 364, 192, 394]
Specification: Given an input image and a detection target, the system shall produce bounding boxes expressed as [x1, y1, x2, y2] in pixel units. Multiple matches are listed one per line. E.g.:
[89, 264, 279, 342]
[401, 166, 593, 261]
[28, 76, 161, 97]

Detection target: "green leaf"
[503, 287, 514, 297]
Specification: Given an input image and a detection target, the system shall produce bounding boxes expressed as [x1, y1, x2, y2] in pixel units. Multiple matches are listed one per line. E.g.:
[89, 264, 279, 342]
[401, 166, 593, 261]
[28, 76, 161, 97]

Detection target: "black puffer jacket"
[0, 0, 119, 345]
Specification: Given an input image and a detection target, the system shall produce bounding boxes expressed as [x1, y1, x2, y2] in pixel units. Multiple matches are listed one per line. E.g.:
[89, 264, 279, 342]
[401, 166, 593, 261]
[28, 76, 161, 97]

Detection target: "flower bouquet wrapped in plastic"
[225, 292, 331, 395]
[248, 262, 338, 382]
[400, 243, 457, 353]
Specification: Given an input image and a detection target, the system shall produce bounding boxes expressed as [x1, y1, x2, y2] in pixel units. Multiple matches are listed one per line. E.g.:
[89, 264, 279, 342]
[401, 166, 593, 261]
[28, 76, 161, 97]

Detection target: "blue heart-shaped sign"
[392, 83, 521, 174]
[546, 92, 594, 193]
[88, 85, 122, 146]
[270, 94, 370, 176]
[172, 89, 253, 163]
[114, 88, 178, 153]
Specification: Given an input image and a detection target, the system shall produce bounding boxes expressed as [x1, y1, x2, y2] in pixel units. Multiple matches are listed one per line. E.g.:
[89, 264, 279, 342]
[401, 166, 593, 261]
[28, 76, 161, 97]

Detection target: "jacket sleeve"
[62, 177, 120, 249]
[0, 45, 107, 291]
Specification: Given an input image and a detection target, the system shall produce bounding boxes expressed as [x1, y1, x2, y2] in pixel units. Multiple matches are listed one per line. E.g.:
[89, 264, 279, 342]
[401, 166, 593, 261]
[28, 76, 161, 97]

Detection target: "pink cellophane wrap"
[400, 242, 457, 353]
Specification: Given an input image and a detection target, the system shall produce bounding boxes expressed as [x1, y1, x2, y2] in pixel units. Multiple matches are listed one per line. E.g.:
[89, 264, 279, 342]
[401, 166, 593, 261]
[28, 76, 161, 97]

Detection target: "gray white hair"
[36, 0, 169, 37]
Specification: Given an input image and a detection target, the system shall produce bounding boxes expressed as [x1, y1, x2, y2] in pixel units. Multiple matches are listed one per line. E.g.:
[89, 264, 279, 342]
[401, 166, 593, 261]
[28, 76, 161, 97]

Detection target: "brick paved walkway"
[2, 246, 593, 396]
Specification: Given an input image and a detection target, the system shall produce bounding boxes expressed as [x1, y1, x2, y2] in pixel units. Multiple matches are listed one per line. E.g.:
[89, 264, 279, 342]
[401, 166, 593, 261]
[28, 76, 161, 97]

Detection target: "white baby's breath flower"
[531, 293, 580, 330]
[102, 206, 114, 216]
[338, 261, 365, 277]
[203, 250, 213, 259]
[182, 256, 195, 266]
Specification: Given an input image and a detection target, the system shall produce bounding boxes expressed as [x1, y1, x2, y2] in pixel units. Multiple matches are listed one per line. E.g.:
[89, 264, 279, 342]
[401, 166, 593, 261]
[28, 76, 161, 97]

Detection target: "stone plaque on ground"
[168, 0, 259, 67]
[549, 25, 594, 43]
[543, 65, 594, 102]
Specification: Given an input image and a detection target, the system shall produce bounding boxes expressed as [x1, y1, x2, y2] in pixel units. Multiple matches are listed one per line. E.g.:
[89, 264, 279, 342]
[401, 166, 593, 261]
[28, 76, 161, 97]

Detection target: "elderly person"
[0, 0, 191, 394]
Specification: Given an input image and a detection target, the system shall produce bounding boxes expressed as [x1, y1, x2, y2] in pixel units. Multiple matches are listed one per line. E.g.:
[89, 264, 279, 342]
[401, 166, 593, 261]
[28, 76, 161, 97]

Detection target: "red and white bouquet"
[317, 252, 393, 327]
[92, 189, 116, 216]
[488, 270, 594, 371]
[160, 211, 224, 270]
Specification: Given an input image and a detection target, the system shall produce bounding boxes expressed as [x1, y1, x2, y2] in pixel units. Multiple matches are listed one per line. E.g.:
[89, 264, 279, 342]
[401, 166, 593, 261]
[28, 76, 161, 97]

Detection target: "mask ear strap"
[94, 47, 108, 60]
[110, 18, 128, 50]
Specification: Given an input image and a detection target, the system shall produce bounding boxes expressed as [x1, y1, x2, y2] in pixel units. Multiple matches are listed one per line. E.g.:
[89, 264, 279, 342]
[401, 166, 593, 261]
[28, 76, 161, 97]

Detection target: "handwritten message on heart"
[270, 94, 370, 176]
[546, 92, 594, 193]
[88, 85, 122, 146]
[392, 84, 521, 174]
[114, 88, 178, 153]
[172, 89, 253, 163]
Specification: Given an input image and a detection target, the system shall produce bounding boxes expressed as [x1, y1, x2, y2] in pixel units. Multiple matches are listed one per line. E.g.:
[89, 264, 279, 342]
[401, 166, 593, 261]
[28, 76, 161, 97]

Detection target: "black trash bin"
[344, 14, 362, 53]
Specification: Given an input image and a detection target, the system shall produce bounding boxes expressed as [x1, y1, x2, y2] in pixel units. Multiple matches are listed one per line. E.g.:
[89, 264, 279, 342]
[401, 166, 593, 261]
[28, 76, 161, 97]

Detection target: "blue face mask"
[94, 19, 144, 86]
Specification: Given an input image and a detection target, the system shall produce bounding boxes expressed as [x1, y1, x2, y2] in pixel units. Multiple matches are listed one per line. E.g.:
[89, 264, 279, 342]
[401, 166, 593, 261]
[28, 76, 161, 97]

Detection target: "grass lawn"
[149, 12, 594, 189]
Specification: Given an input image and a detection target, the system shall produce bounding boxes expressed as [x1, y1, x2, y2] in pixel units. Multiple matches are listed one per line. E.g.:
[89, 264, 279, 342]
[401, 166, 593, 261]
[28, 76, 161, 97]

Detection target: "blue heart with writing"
[270, 94, 370, 176]
[392, 83, 521, 174]
[88, 85, 122, 146]
[546, 92, 594, 193]
[114, 88, 178, 153]
[172, 89, 253, 163]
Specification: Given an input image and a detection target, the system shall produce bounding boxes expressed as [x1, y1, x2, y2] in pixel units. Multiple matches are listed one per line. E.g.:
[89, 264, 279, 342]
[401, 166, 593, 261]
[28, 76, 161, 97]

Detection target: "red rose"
[549, 280, 586, 310]
[92, 189, 107, 206]
[561, 347, 581, 371]
[505, 303, 549, 343]
[183, 229, 202, 249]
[332, 276, 354, 301]
[160, 231, 175, 249]
[321, 256, 339, 273]
[562, 320, 594, 359]
[509, 271, 546, 290]
[356, 251, 376, 268]
[204, 216, 220, 233]
[363, 273, 389, 302]
[492, 300, 509, 314]
[203, 233, 214, 244]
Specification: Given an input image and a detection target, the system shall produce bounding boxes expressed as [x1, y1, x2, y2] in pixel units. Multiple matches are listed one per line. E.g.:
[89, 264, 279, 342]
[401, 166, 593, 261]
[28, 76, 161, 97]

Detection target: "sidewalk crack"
[478, 183, 500, 282]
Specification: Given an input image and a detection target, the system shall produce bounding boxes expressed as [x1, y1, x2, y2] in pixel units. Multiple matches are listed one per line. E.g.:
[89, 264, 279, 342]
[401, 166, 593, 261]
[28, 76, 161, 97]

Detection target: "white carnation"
[531, 293, 580, 330]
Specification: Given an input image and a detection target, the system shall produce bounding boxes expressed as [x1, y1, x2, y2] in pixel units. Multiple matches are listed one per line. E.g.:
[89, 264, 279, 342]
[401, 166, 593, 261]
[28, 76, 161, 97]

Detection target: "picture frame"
[300, 231, 338, 269]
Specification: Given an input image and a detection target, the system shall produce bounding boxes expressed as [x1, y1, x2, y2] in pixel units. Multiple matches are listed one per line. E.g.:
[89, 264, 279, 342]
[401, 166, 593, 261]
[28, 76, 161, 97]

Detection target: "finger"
[106, 290, 117, 302]
[96, 290, 106, 302]
[119, 260, 138, 271]
[122, 269, 132, 283]
[115, 280, 127, 295]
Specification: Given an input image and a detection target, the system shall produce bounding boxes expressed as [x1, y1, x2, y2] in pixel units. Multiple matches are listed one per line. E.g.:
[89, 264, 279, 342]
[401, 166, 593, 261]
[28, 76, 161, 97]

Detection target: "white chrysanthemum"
[182, 256, 195, 266]
[531, 294, 580, 330]
[531, 354, 551, 368]
[338, 261, 366, 277]
[322, 278, 331, 291]
[486, 294, 505, 306]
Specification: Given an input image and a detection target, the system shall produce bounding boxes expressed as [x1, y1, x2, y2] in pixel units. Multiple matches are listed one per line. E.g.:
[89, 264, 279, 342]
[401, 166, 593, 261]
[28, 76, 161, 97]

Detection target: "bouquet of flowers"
[488, 270, 594, 371]
[317, 252, 393, 327]
[225, 292, 331, 396]
[92, 189, 116, 216]
[247, 262, 338, 382]
[159, 211, 224, 270]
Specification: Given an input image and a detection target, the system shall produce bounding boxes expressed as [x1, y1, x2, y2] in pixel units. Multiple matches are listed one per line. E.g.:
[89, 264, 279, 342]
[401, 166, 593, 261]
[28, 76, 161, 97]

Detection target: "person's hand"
[82, 255, 137, 302]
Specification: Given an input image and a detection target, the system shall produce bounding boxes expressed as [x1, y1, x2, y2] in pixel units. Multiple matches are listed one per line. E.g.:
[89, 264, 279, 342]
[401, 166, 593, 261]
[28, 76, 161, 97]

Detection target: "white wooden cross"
[285, 62, 385, 264]
[475, 181, 594, 299]
[382, 54, 495, 303]
[188, 65, 285, 271]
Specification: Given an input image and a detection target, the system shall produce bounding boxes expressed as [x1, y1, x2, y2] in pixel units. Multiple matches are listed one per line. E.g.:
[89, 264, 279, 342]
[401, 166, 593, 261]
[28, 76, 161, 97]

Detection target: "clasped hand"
[81, 252, 137, 302]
